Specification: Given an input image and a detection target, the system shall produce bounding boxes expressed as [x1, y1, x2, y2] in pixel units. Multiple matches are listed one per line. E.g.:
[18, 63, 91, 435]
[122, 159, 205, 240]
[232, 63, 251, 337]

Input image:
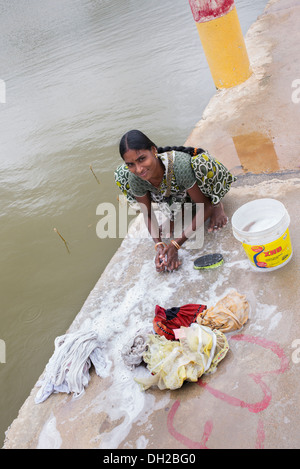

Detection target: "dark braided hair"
[156, 145, 204, 156]
[119, 130, 204, 159]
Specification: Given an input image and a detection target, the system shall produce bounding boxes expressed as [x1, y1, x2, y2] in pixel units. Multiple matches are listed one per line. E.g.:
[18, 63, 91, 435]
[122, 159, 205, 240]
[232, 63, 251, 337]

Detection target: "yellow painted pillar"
[189, 0, 252, 89]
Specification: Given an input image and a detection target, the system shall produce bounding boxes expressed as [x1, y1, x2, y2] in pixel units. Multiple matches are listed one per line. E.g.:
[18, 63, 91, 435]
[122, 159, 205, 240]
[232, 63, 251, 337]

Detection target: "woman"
[115, 130, 236, 272]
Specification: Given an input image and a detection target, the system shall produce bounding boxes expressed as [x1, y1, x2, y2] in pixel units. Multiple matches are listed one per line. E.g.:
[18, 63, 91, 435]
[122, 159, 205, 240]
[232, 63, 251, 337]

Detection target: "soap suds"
[36, 413, 62, 449]
[61, 210, 284, 449]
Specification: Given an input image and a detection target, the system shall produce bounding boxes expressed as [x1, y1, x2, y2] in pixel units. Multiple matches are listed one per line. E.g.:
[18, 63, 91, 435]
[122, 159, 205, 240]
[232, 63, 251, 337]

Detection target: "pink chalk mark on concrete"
[199, 374, 272, 413]
[167, 401, 265, 449]
[167, 400, 213, 449]
[199, 334, 289, 413]
[188, 0, 234, 23]
[167, 334, 289, 448]
[255, 419, 265, 449]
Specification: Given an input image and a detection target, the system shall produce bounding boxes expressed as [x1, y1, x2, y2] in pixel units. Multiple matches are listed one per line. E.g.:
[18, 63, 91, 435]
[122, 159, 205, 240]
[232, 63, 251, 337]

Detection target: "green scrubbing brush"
[193, 253, 224, 270]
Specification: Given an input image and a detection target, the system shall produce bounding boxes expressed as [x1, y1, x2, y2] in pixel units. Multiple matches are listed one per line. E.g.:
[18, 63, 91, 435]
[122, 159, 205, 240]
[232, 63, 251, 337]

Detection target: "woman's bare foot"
[208, 203, 228, 232]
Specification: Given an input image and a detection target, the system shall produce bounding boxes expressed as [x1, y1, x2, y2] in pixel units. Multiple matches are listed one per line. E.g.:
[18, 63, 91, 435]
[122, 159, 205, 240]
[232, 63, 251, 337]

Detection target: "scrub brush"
[193, 253, 224, 270]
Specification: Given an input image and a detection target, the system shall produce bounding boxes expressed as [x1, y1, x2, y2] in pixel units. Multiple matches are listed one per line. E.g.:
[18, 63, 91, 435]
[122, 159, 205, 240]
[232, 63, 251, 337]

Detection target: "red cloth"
[153, 304, 207, 340]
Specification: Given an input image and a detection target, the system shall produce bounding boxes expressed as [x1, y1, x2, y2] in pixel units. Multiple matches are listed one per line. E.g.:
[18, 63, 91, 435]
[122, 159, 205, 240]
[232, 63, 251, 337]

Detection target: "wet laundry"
[197, 290, 249, 333]
[153, 303, 207, 340]
[35, 330, 108, 403]
[133, 290, 249, 390]
[36, 290, 249, 401]
[152, 290, 249, 341]
[135, 323, 229, 391]
[121, 328, 151, 369]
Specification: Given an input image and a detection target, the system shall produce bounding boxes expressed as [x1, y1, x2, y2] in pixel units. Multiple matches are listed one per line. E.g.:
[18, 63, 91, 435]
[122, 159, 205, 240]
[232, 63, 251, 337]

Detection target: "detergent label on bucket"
[242, 228, 292, 269]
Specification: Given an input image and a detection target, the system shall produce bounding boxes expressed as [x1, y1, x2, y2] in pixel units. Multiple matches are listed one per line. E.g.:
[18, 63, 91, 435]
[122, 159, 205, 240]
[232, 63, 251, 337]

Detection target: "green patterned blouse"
[115, 150, 236, 220]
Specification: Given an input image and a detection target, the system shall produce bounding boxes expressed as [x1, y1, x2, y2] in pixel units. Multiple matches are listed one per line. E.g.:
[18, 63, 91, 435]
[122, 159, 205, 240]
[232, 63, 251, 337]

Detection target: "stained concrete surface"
[3, 0, 300, 449]
[186, 0, 300, 176]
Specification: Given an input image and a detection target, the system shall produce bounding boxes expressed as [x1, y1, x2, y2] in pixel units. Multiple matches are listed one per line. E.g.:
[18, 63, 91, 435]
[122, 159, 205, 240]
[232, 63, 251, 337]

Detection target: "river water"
[0, 0, 268, 445]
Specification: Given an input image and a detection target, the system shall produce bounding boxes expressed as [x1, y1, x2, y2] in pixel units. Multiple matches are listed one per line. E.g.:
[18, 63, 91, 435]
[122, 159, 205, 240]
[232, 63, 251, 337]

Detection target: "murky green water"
[0, 0, 267, 445]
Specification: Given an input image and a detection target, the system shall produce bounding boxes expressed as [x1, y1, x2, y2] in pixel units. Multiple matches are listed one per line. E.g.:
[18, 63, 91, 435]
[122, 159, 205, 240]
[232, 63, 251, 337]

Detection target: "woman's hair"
[119, 130, 156, 158]
[119, 129, 204, 159]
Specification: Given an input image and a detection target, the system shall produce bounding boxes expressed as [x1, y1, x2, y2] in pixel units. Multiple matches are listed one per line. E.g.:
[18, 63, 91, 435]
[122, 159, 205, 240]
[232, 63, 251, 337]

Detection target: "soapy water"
[36, 413, 62, 449]
[69, 223, 251, 448]
[34, 213, 283, 449]
[242, 217, 277, 233]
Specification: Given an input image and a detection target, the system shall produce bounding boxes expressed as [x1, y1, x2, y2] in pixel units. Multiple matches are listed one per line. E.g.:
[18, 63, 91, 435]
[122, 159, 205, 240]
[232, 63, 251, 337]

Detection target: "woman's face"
[123, 147, 157, 181]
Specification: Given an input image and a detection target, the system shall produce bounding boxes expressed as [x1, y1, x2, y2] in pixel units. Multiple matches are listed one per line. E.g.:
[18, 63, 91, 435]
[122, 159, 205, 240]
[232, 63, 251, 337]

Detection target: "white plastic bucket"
[232, 198, 292, 272]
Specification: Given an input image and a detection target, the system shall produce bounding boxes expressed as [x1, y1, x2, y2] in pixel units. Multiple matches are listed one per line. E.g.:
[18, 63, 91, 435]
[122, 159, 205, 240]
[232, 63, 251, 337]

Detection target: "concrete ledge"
[4, 0, 300, 449]
[3, 174, 300, 449]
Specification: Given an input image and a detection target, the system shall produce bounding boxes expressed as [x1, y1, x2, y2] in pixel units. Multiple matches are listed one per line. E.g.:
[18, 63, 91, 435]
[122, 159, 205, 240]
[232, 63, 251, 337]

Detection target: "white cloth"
[35, 330, 108, 404]
[121, 328, 151, 369]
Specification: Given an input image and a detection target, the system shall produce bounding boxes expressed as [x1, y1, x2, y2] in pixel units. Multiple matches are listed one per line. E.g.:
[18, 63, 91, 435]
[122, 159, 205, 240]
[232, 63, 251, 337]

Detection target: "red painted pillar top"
[189, 0, 235, 23]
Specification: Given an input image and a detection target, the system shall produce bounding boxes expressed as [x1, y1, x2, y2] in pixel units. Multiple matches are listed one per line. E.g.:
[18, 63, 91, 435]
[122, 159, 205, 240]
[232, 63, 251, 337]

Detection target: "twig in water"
[89, 165, 100, 184]
[54, 228, 70, 254]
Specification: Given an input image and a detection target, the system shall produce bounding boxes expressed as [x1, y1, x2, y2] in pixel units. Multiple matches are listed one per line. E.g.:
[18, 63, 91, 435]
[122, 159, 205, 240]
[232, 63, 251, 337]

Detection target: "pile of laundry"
[122, 290, 249, 391]
[35, 290, 249, 403]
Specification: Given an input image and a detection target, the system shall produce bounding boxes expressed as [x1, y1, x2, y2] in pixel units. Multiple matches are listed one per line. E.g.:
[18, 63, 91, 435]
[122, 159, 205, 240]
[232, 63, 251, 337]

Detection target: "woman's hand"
[155, 244, 166, 272]
[155, 243, 181, 272]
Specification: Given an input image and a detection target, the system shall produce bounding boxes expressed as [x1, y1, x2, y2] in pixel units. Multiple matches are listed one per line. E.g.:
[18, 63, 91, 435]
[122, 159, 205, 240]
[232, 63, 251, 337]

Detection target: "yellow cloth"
[135, 324, 229, 391]
[197, 290, 249, 333]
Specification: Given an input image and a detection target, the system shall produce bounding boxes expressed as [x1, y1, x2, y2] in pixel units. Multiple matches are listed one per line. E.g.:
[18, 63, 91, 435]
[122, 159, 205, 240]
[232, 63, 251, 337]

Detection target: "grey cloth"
[121, 329, 151, 369]
[35, 330, 108, 403]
